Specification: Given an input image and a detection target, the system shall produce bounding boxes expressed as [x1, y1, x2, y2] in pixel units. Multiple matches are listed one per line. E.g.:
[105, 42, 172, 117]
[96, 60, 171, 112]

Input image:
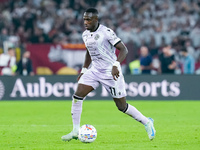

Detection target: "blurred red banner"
[26, 44, 86, 75]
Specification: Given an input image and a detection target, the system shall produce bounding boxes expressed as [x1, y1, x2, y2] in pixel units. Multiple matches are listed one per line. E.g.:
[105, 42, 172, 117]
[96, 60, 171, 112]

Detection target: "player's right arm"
[83, 49, 91, 68]
[77, 49, 91, 81]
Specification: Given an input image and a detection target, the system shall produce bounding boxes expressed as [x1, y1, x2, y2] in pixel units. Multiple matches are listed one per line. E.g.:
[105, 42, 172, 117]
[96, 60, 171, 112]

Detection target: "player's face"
[83, 12, 97, 31]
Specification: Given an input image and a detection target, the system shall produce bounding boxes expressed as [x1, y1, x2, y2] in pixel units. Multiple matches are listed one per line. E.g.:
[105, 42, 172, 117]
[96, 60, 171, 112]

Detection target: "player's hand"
[77, 73, 84, 81]
[112, 66, 120, 81]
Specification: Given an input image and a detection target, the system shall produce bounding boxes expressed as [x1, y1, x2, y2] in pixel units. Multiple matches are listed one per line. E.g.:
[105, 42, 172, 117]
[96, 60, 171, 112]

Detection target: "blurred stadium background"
[0, 0, 200, 75]
[0, 0, 200, 101]
[0, 1, 200, 149]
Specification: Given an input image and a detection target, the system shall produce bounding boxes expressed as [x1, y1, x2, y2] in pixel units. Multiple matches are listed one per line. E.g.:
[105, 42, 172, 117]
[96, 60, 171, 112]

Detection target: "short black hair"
[85, 8, 98, 14]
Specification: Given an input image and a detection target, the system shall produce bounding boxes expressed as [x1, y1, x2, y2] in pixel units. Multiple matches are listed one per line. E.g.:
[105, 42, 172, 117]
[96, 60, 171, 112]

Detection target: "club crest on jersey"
[94, 34, 100, 40]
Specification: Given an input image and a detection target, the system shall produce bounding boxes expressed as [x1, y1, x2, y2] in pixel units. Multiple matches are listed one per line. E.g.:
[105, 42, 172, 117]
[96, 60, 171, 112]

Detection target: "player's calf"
[117, 102, 156, 140]
[113, 97, 128, 112]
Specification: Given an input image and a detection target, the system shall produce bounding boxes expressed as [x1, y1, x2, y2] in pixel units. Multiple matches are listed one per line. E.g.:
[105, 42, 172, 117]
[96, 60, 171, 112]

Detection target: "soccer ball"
[78, 124, 97, 143]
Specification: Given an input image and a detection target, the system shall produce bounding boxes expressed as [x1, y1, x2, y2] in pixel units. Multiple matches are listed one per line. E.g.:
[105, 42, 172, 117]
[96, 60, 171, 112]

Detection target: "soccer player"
[61, 8, 156, 141]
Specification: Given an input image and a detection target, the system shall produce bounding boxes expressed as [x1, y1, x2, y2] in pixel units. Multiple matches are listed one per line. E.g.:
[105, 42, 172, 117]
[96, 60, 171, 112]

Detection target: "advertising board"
[0, 75, 199, 100]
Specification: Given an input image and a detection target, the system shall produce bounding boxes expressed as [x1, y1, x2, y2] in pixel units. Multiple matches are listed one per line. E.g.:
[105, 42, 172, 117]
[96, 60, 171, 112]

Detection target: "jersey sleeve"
[105, 28, 121, 47]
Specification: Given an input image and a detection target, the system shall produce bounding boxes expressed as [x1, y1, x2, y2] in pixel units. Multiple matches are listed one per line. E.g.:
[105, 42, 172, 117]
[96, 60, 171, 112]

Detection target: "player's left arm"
[112, 42, 128, 80]
[115, 42, 128, 63]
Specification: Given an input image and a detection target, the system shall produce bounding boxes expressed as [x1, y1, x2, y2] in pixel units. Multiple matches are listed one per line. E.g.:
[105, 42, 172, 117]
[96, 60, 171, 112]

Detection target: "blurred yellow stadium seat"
[56, 67, 78, 75]
[36, 67, 53, 75]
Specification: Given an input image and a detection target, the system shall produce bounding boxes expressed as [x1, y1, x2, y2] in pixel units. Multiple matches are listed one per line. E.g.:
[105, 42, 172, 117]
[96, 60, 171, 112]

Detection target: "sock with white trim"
[124, 103, 149, 125]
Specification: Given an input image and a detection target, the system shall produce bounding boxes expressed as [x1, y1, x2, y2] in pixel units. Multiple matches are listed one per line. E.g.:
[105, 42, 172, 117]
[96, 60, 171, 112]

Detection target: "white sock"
[73, 124, 80, 133]
[125, 104, 149, 125]
[71, 95, 83, 133]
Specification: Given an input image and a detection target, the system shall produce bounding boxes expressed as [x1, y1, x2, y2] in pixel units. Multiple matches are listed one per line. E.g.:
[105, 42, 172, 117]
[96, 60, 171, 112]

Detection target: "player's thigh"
[76, 69, 100, 97]
[75, 83, 94, 97]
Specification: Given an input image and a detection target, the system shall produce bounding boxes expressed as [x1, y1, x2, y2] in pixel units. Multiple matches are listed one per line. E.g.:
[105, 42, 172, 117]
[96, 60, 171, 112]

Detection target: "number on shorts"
[109, 87, 116, 96]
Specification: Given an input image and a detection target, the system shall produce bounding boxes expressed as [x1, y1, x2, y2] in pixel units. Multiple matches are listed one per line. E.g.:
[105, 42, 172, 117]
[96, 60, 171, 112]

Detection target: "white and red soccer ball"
[78, 124, 97, 143]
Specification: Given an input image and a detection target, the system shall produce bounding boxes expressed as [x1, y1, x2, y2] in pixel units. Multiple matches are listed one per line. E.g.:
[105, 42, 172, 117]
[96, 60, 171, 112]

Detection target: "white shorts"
[78, 68, 127, 98]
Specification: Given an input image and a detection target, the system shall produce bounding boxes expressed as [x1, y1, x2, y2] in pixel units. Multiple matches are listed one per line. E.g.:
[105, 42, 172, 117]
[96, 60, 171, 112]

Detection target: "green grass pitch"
[0, 100, 200, 150]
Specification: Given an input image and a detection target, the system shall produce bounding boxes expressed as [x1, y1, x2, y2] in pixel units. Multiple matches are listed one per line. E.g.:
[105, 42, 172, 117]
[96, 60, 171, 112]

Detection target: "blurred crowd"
[0, 0, 200, 75]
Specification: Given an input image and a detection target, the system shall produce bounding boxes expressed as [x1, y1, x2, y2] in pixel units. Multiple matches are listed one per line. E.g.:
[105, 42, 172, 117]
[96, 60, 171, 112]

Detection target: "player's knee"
[117, 103, 128, 113]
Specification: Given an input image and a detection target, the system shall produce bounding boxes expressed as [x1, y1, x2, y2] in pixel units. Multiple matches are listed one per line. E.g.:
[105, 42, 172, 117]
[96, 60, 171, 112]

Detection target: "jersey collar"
[90, 23, 100, 33]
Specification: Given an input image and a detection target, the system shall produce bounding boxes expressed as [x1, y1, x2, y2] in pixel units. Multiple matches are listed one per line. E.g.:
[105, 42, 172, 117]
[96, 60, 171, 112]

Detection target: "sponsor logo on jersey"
[94, 34, 100, 40]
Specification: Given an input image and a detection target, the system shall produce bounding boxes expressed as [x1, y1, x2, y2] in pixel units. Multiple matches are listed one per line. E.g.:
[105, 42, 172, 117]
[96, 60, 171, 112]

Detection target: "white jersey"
[82, 24, 121, 74]
[0, 54, 16, 75]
